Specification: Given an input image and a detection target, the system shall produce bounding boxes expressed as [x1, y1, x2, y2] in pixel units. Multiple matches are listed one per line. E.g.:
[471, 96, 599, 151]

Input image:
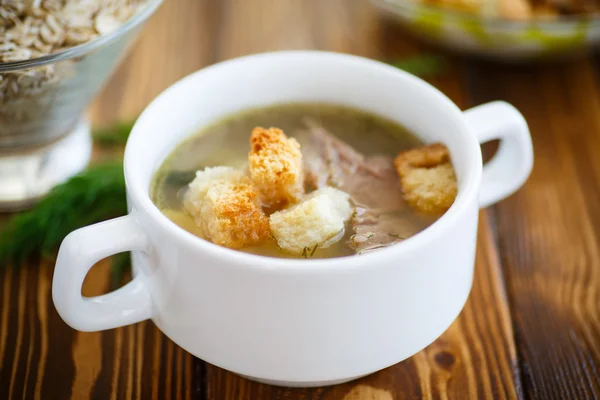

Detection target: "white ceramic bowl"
[52, 51, 533, 387]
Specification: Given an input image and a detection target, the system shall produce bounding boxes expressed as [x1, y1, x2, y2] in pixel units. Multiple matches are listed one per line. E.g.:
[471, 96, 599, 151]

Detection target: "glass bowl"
[371, 0, 600, 61]
[0, 0, 163, 211]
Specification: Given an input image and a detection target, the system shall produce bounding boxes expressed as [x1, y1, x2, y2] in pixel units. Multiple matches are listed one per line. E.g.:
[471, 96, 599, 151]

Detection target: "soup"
[151, 103, 456, 259]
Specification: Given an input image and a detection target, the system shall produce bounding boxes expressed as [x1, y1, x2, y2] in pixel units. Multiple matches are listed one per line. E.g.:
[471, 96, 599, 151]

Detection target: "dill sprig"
[93, 121, 135, 146]
[301, 244, 319, 258]
[0, 118, 135, 272]
[0, 162, 127, 267]
[388, 54, 446, 78]
[387, 233, 406, 239]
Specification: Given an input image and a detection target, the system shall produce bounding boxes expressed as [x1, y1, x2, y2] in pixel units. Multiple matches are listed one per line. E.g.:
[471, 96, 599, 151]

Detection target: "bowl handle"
[464, 101, 534, 208]
[52, 214, 152, 332]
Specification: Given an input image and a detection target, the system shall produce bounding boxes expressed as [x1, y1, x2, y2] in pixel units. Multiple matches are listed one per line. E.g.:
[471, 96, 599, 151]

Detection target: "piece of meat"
[300, 121, 424, 254]
[351, 209, 418, 254]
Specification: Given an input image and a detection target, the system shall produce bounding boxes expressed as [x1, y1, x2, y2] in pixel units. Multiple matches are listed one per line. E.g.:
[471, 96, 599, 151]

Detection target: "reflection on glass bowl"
[0, 0, 163, 148]
[0, 0, 163, 210]
[371, 0, 600, 60]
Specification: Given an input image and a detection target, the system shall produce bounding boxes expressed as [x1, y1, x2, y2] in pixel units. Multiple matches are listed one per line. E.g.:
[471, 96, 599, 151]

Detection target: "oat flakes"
[0, 0, 149, 146]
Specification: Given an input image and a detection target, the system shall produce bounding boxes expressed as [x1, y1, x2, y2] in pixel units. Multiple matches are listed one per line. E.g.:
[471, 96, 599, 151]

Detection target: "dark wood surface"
[1, 0, 599, 399]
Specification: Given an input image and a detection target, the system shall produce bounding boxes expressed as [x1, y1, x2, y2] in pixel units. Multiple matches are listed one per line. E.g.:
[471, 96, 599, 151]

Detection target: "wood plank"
[203, 2, 521, 399]
[465, 58, 600, 399]
[0, 260, 196, 400]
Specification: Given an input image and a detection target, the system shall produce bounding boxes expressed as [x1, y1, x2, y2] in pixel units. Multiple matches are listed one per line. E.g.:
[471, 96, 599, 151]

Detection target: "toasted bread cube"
[269, 187, 352, 254]
[305, 186, 353, 218]
[183, 167, 270, 249]
[185, 166, 246, 208]
[249, 127, 304, 209]
[394, 143, 458, 215]
[200, 180, 271, 248]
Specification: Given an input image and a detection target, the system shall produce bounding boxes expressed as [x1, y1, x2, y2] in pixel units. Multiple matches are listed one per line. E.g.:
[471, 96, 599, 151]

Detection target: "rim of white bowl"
[125, 50, 483, 271]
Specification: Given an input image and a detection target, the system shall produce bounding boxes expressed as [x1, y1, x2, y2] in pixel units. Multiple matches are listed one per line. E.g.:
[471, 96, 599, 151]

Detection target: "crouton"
[249, 127, 304, 209]
[185, 166, 246, 207]
[183, 167, 270, 249]
[269, 187, 352, 254]
[394, 143, 458, 215]
[306, 186, 353, 217]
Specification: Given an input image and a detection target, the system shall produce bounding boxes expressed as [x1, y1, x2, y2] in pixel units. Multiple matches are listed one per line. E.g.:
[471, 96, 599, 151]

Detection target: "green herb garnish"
[0, 120, 135, 285]
[301, 244, 319, 258]
[388, 55, 446, 78]
[0, 162, 127, 267]
[93, 121, 135, 146]
[388, 233, 406, 239]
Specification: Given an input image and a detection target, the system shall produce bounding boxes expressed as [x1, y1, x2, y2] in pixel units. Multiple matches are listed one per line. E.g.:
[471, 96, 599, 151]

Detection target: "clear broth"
[150, 103, 437, 259]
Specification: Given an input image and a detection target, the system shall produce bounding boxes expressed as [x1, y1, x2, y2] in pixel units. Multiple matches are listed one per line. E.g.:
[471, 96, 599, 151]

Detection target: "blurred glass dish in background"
[371, 0, 600, 60]
[0, 0, 163, 211]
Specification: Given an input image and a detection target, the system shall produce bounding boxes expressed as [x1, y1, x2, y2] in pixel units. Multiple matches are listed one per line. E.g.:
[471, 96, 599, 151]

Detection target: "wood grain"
[466, 59, 600, 399]
[0, 259, 196, 399]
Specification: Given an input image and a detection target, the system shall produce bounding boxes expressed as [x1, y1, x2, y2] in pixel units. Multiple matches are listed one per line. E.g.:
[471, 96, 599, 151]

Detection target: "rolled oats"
[0, 0, 149, 147]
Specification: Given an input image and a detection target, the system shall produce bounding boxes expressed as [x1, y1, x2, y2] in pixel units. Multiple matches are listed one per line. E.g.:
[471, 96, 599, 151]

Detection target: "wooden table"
[2, 0, 600, 399]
